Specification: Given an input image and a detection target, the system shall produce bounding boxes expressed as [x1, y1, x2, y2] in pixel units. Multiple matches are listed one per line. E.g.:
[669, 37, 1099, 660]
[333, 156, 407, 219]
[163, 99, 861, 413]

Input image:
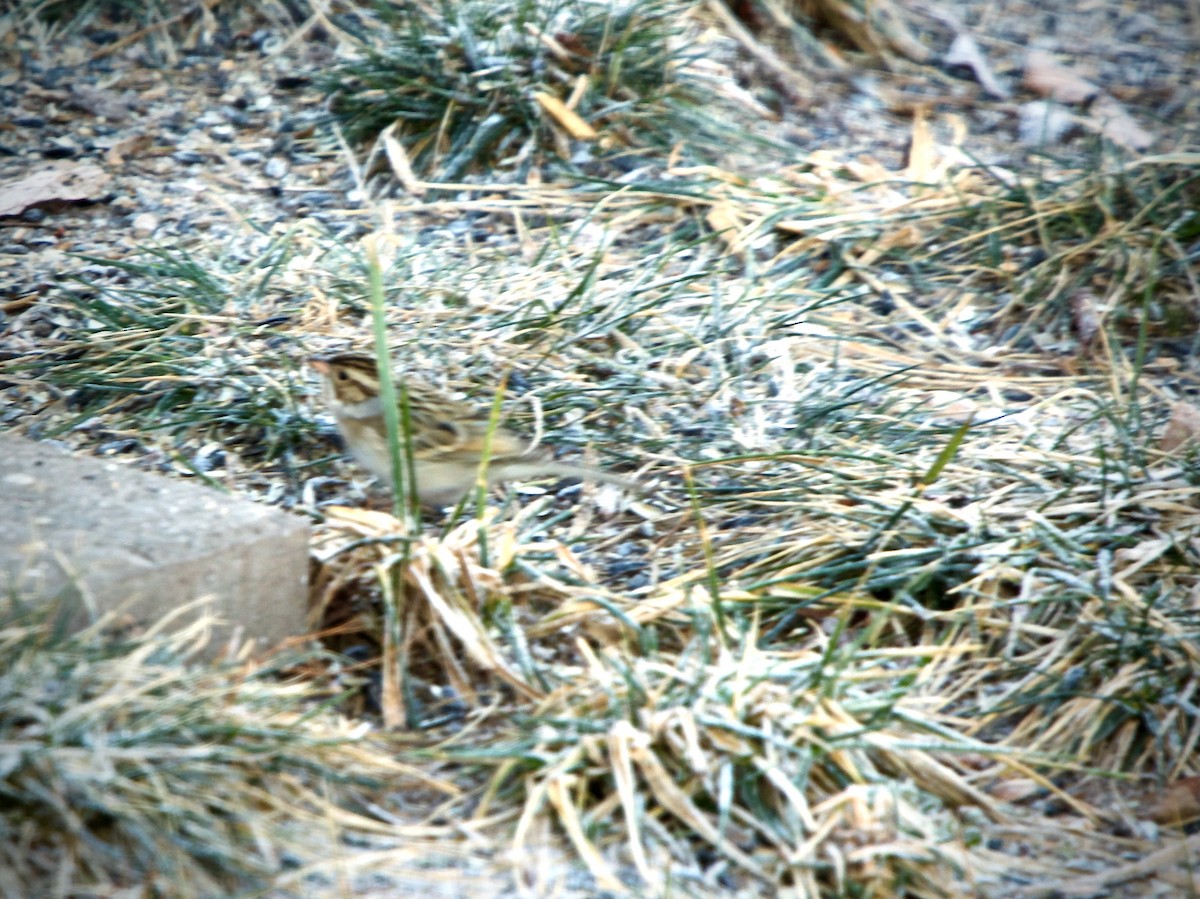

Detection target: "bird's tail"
[490, 460, 639, 492]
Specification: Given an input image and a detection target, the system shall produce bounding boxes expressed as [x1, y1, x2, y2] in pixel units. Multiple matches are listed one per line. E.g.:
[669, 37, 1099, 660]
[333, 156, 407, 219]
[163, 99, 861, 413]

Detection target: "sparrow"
[310, 352, 636, 507]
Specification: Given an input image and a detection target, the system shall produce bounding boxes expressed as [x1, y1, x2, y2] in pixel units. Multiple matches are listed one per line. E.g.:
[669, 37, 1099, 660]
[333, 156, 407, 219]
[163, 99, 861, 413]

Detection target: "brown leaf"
[1146, 776, 1200, 825]
[943, 33, 1008, 99]
[1160, 402, 1200, 454]
[0, 163, 111, 217]
[105, 133, 152, 167]
[69, 84, 135, 121]
[990, 778, 1042, 803]
[1023, 50, 1098, 104]
[706, 201, 746, 255]
[1086, 94, 1154, 152]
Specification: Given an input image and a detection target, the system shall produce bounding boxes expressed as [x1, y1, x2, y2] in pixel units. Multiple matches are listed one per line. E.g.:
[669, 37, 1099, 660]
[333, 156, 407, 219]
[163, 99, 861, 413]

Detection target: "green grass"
[4, 1, 1200, 895]
[11, 239, 317, 481]
[320, 0, 773, 180]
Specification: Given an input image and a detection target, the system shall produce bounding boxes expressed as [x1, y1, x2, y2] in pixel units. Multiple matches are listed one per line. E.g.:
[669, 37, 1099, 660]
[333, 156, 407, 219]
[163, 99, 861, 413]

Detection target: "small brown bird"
[310, 352, 636, 507]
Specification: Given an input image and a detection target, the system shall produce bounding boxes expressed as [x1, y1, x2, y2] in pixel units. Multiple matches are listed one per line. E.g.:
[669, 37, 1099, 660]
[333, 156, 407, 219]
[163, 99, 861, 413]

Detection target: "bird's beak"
[308, 357, 331, 374]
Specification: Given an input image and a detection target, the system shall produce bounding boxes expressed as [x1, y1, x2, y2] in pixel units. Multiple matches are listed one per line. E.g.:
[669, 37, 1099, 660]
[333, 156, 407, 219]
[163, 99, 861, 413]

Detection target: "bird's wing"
[404, 385, 533, 462]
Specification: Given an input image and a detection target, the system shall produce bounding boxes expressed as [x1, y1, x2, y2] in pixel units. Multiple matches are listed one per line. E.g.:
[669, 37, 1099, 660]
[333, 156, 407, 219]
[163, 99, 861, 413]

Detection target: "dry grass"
[3, 0, 1199, 896]
[0, 596, 462, 897]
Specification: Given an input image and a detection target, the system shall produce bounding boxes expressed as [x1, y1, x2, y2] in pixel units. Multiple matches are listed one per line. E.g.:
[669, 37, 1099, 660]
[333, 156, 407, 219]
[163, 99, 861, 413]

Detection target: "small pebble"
[173, 150, 206, 165]
[132, 212, 158, 236]
[329, 221, 370, 240]
[98, 438, 142, 454]
[1018, 101, 1079, 147]
[607, 560, 645, 577]
[193, 443, 226, 472]
[298, 190, 335, 207]
[264, 157, 288, 178]
[39, 66, 72, 88]
[14, 116, 45, 128]
[42, 143, 77, 159]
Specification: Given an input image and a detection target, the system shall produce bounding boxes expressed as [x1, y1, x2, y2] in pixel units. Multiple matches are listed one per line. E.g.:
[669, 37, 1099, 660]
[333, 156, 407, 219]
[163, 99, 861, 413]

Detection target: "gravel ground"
[1, 2, 1196, 896]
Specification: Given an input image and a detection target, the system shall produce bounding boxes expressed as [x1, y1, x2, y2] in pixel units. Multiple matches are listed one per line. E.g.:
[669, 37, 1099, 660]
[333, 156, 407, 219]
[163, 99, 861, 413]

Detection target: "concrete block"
[0, 433, 310, 656]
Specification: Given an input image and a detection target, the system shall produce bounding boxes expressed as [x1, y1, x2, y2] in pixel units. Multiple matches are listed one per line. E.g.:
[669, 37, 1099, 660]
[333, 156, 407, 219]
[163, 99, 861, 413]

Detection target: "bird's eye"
[337, 371, 348, 380]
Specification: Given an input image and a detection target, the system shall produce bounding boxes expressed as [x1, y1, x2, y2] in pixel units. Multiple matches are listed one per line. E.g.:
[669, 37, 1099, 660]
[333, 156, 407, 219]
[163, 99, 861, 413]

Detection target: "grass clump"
[919, 158, 1200, 346]
[322, 0, 737, 181]
[7, 239, 316, 478]
[485, 641, 999, 895]
[0, 594, 439, 898]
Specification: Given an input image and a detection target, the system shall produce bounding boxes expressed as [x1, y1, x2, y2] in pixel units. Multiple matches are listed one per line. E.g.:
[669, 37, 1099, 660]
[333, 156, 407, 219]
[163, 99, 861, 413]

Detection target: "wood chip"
[0, 163, 111, 216]
[1023, 50, 1099, 104]
[1086, 94, 1155, 151]
[1160, 402, 1200, 454]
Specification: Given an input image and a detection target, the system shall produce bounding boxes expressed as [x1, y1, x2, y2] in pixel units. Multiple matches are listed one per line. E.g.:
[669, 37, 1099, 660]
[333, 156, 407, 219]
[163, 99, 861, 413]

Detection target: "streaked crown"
[310, 352, 384, 406]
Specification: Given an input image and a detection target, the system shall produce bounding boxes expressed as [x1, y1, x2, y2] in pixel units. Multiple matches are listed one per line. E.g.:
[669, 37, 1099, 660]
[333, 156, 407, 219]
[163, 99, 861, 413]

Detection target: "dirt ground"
[3, 2, 1194, 364]
[1, 1, 1197, 896]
